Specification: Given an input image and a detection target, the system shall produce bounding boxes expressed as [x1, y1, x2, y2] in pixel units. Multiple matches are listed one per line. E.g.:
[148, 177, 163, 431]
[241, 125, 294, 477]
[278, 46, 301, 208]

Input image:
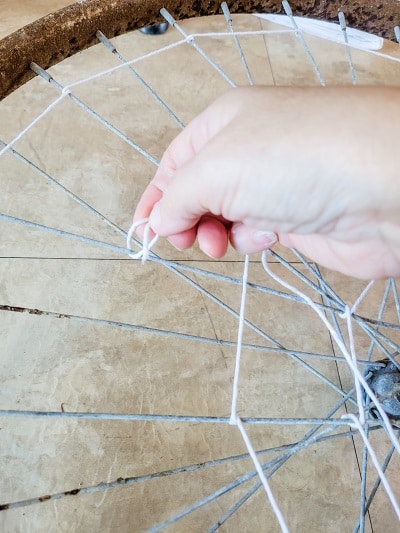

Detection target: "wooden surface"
[1, 0, 400, 99]
[0, 2, 400, 531]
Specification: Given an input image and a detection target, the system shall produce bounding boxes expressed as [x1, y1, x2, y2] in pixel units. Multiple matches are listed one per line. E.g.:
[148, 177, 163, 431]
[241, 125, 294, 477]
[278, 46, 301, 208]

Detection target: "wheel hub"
[367, 359, 400, 421]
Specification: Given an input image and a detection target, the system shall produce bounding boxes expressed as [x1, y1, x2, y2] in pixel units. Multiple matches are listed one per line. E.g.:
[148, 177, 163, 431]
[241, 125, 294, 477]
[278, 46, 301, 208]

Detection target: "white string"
[2, 23, 400, 159]
[236, 417, 289, 533]
[0, 92, 68, 157]
[126, 230, 289, 530]
[0, 29, 293, 158]
[261, 252, 400, 449]
[230, 254, 250, 424]
[126, 224, 399, 526]
[59, 29, 297, 94]
[229, 254, 289, 533]
[261, 250, 400, 515]
[4, 11, 399, 525]
[343, 305, 365, 425]
[262, 252, 400, 451]
[0, 38, 186, 158]
[344, 414, 400, 520]
[126, 218, 158, 262]
[339, 279, 375, 318]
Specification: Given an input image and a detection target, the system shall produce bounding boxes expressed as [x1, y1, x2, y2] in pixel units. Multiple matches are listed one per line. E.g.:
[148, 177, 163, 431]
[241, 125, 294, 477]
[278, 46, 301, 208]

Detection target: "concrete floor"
[0, 2, 400, 532]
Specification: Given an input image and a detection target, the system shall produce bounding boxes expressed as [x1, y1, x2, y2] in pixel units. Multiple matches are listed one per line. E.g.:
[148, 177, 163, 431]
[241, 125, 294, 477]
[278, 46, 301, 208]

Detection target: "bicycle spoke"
[1, 4, 400, 529]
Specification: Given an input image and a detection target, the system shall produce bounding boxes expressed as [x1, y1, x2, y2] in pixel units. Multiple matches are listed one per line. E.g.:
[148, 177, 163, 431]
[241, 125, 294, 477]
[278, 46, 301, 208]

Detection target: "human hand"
[133, 86, 400, 279]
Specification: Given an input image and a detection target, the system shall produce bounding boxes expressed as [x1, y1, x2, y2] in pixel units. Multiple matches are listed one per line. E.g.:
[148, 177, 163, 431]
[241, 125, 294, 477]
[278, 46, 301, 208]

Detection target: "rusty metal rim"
[0, 0, 399, 100]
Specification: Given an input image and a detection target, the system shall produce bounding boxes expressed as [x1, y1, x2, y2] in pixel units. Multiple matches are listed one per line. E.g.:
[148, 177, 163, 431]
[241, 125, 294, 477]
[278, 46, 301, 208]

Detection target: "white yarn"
[236, 417, 289, 533]
[2, 12, 398, 526]
[229, 254, 250, 425]
[344, 413, 400, 520]
[342, 304, 365, 426]
[127, 237, 289, 530]
[126, 218, 158, 262]
[339, 279, 375, 318]
[228, 254, 289, 532]
[127, 226, 399, 527]
[0, 92, 68, 157]
[0, 28, 295, 160]
[3, 23, 398, 160]
[261, 250, 400, 517]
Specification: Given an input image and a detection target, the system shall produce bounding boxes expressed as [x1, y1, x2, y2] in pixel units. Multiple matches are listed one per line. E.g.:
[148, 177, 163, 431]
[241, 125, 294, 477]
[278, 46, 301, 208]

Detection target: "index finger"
[133, 88, 239, 223]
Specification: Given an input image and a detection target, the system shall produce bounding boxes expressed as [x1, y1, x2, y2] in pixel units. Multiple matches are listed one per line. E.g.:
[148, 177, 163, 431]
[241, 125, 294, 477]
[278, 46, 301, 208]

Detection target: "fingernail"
[254, 231, 277, 246]
[167, 236, 185, 251]
[149, 202, 161, 231]
[199, 246, 218, 260]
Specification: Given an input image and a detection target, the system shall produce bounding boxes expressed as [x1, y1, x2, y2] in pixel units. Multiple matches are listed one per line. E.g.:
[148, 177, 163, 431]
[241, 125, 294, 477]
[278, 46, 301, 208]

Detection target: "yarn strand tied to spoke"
[127, 218, 159, 262]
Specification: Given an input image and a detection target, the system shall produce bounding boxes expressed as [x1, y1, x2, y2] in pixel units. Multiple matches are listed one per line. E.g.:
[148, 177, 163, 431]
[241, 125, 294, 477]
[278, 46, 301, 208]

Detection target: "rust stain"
[64, 488, 80, 496]
[0, 305, 44, 315]
[0, 305, 70, 319]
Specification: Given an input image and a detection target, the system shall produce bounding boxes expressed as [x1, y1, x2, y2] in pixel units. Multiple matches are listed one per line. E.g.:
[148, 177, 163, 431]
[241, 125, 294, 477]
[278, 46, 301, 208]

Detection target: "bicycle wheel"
[0, 1, 399, 531]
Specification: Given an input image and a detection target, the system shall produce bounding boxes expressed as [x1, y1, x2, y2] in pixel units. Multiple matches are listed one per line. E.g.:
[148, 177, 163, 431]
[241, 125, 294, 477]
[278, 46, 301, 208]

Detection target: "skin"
[133, 86, 400, 279]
